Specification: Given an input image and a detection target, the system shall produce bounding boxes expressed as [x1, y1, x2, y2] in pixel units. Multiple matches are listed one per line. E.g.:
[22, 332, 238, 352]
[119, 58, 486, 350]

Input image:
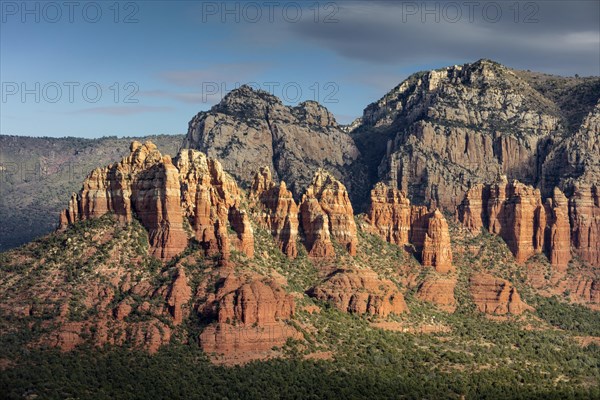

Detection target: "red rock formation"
[309, 269, 408, 317]
[545, 188, 571, 272]
[29, 266, 182, 354]
[59, 193, 81, 228]
[469, 273, 533, 315]
[177, 149, 254, 259]
[416, 277, 457, 313]
[366, 182, 413, 246]
[134, 155, 189, 260]
[250, 165, 273, 195]
[299, 198, 335, 258]
[366, 183, 453, 271]
[250, 167, 299, 258]
[568, 277, 600, 306]
[97, 320, 172, 354]
[166, 268, 192, 326]
[407, 206, 431, 250]
[421, 210, 454, 273]
[58, 141, 188, 260]
[458, 178, 555, 265]
[228, 207, 255, 258]
[569, 184, 600, 266]
[59, 143, 256, 261]
[458, 178, 600, 269]
[455, 183, 490, 233]
[199, 273, 299, 357]
[41, 321, 86, 352]
[300, 170, 357, 257]
[492, 179, 545, 263]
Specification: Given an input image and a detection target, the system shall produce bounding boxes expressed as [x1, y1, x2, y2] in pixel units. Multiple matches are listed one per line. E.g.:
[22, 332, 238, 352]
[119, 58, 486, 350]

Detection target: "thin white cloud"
[158, 63, 268, 87]
[140, 90, 210, 104]
[73, 106, 173, 116]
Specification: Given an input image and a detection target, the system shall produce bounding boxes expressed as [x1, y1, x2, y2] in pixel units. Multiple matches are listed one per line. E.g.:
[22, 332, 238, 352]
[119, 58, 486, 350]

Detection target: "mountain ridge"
[0, 60, 598, 379]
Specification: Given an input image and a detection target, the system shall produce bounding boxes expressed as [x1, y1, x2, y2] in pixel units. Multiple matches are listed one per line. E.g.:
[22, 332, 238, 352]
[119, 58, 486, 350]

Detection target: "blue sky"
[1, 0, 599, 138]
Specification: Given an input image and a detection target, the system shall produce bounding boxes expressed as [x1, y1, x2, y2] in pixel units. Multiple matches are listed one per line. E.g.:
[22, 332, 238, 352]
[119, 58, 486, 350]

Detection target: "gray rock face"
[541, 101, 600, 195]
[184, 61, 599, 212]
[183, 85, 367, 203]
[361, 60, 567, 209]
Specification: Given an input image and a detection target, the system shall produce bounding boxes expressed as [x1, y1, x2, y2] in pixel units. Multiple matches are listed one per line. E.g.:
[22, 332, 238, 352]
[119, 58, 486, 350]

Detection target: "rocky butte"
[59, 141, 254, 262]
[300, 170, 358, 258]
[308, 269, 408, 317]
[59, 141, 189, 260]
[469, 273, 533, 315]
[183, 85, 368, 203]
[365, 182, 453, 273]
[250, 166, 299, 259]
[457, 177, 599, 270]
[199, 272, 300, 361]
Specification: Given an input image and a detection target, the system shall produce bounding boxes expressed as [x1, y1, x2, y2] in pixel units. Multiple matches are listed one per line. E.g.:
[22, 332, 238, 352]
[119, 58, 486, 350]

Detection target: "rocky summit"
[1, 59, 599, 398]
[353, 59, 600, 210]
[183, 85, 368, 203]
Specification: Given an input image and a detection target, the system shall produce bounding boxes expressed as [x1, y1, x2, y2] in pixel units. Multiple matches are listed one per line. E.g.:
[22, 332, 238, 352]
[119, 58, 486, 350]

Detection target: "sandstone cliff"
[421, 210, 454, 273]
[7, 61, 598, 255]
[541, 101, 600, 194]
[59, 142, 255, 261]
[353, 59, 599, 211]
[569, 184, 600, 266]
[365, 183, 452, 272]
[5, 60, 599, 369]
[250, 166, 299, 258]
[366, 182, 418, 246]
[199, 273, 299, 359]
[545, 188, 572, 271]
[299, 170, 358, 258]
[469, 273, 533, 315]
[416, 277, 457, 313]
[360, 60, 562, 210]
[309, 269, 408, 317]
[457, 178, 600, 268]
[59, 141, 188, 260]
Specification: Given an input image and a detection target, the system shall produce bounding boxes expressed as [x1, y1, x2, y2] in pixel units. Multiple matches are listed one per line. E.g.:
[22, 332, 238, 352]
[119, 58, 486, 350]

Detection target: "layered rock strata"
[364, 60, 563, 210]
[299, 170, 358, 258]
[416, 277, 457, 313]
[366, 183, 453, 272]
[199, 273, 299, 356]
[59, 141, 188, 260]
[250, 166, 299, 258]
[469, 273, 533, 315]
[183, 85, 367, 202]
[308, 269, 408, 317]
[59, 142, 255, 261]
[457, 178, 600, 268]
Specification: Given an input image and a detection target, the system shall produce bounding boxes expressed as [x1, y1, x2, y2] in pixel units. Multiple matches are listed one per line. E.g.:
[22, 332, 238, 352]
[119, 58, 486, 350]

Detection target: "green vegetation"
[1, 185, 599, 399]
[0, 322, 598, 399]
[533, 296, 600, 336]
